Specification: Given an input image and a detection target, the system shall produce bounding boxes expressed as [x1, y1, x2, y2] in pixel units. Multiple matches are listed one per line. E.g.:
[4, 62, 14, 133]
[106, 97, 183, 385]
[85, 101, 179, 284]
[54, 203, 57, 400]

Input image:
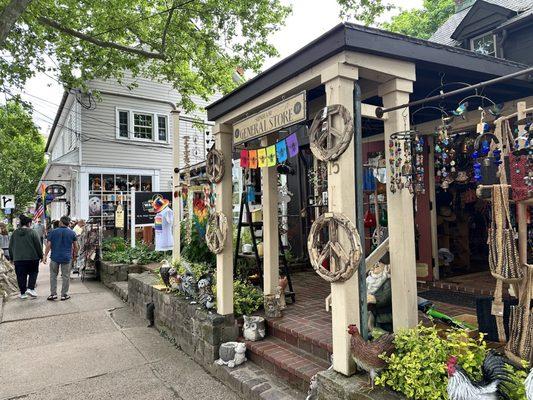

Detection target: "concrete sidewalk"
[0, 264, 240, 400]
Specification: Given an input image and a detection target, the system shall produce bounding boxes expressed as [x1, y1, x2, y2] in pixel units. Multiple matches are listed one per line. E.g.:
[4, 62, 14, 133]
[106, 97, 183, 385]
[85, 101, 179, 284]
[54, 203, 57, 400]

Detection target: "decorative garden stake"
[206, 148, 225, 183]
[309, 104, 353, 161]
[206, 211, 228, 254]
[308, 212, 362, 282]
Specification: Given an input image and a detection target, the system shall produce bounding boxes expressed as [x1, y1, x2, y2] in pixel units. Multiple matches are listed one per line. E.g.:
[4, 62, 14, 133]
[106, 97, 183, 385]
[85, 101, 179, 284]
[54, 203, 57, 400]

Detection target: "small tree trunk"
[0, 0, 32, 48]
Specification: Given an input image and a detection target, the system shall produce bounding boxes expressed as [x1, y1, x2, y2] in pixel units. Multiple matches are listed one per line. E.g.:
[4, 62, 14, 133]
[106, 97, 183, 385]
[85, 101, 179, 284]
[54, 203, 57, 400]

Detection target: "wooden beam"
[171, 110, 181, 262]
[214, 123, 234, 315]
[323, 73, 359, 376]
[261, 135, 279, 295]
[380, 78, 418, 331]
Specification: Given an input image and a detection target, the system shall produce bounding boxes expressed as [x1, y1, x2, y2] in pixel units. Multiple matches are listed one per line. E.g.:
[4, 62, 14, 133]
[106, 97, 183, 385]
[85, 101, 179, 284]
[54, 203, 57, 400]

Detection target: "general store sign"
[233, 91, 306, 145]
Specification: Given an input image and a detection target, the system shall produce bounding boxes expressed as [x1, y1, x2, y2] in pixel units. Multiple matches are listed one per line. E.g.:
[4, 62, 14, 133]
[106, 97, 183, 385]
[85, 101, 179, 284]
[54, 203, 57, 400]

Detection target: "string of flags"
[240, 132, 299, 168]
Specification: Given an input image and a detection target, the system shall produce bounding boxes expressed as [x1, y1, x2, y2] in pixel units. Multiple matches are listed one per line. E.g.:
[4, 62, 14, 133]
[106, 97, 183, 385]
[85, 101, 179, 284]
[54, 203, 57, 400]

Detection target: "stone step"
[109, 281, 128, 302]
[265, 316, 332, 363]
[212, 359, 305, 400]
[246, 336, 330, 393]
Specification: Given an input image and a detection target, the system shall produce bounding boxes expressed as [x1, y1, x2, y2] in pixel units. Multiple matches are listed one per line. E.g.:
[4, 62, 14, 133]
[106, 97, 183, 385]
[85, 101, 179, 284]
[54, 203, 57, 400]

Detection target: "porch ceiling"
[207, 23, 533, 125]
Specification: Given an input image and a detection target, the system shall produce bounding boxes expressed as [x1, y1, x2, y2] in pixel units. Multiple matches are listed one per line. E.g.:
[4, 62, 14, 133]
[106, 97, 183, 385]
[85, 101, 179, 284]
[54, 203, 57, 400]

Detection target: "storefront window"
[104, 174, 114, 191]
[116, 175, 128, 191]
[141, 175, 152, 191]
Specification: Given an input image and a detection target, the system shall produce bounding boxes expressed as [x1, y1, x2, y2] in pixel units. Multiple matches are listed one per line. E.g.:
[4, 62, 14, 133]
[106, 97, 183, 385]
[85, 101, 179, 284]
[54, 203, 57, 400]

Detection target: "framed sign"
[233, 91, 306, 145]
[134, 191, 173, 226]
[0, 195, 15, 209]
[46, 184, 67, 197]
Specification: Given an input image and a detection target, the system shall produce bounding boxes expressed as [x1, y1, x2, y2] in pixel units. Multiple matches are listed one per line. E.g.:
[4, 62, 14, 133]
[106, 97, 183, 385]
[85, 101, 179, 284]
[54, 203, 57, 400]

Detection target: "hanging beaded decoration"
[434, 123, 456, 190]
[512, 122, 533, 197]
[414, 133, 425, 194]
[389, 130, 424, 194]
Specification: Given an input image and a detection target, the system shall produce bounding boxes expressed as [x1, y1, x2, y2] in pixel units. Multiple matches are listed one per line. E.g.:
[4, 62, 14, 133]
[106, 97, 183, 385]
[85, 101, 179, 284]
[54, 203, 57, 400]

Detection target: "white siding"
[49, 96, 81, 162]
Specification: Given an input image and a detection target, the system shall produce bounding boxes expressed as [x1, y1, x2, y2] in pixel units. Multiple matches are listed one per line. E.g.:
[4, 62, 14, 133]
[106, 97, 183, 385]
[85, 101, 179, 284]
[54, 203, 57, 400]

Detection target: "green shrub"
[501, 362, 528, 400]
[102, 242, 165, 265]
[102, 237, 127, 252]
[375, 325, 487, 400]
[232, 280, 263, 317]
[180, 220, 215, 268]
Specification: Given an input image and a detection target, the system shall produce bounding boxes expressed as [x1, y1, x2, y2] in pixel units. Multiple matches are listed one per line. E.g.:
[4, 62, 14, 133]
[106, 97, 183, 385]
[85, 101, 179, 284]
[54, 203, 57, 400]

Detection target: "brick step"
[246, 336, 331, 393]
[265, 317, 332, 363]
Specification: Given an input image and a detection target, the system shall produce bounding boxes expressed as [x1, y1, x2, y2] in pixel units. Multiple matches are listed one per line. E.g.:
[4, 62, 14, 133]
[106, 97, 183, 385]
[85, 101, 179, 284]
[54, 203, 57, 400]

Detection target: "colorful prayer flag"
[257, 148, 267, 168]
[240, 149, 249, 168]
[266, 145, 277, 167]
[249, 150, 258, 169]
[275, 140, 288, 163]
[286, 133, 299, 157]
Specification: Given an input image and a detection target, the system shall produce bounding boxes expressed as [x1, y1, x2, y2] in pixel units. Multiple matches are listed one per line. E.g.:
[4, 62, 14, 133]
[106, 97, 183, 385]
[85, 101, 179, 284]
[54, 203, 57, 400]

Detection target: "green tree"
[382, 0, 455, 40]
[338, 0, 455, 39]
[0, 0, 291, 111]
[0, 101, 46, 218]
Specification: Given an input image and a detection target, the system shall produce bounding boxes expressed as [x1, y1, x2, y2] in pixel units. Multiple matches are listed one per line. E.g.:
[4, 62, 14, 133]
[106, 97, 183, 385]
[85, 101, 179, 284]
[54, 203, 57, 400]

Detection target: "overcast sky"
[20, 0, 423, 135]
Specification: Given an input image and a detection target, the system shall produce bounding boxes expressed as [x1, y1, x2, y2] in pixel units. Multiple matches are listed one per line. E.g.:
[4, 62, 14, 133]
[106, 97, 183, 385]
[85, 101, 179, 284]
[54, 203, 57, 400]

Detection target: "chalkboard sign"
[134, 191, 173, 226]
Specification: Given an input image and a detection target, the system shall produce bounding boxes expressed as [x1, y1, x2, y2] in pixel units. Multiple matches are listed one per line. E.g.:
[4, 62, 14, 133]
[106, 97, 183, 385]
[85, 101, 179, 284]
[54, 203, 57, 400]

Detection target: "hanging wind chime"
[388, 129, 425, 195]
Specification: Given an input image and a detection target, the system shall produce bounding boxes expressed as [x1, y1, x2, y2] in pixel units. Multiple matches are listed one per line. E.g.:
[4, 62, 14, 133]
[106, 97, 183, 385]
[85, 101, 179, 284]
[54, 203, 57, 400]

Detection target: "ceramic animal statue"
[243, 316, 266, 342]
[181, 271, 198, 300]
[215, 342, 247, 368]
[275, 286, 286, 310]
[197, 275, 216, 310]
[264, 294, 282, 318]
[159, 260, 172, 291]
[366, 262, 390, 302]
[278, 276, 288, 309]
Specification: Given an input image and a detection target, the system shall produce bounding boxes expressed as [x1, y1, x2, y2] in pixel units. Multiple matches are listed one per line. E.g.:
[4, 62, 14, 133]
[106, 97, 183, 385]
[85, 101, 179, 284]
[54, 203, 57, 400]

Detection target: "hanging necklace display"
[434, 122, 456, 190]
[388, 129, 424, 194]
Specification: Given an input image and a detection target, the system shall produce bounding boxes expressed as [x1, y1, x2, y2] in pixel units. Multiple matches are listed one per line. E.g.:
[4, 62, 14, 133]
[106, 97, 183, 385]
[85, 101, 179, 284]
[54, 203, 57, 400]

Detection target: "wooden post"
[516, 102, 528, 270]
[261, 135, 279, 295]
[323, 66, 359, 376]
[130, 186, 136, 248]
[171, 110, 181, 262]
[379, 78, 418, 331]
[214, 123, 234, 315]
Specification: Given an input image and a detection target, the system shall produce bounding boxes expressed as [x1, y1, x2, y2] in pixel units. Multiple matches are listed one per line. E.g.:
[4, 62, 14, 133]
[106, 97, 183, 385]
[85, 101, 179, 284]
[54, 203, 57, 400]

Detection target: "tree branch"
[161, 0, 178, 53]
[37, 16, 166, 60]
[0, 0, 32, 48]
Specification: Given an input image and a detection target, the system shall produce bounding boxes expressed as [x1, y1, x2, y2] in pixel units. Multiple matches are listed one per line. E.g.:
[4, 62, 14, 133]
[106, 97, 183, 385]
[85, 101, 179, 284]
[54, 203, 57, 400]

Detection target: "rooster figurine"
[347, 324, 395, 388]
[526, 368, 533, 400]
[446, 351, 512, 400]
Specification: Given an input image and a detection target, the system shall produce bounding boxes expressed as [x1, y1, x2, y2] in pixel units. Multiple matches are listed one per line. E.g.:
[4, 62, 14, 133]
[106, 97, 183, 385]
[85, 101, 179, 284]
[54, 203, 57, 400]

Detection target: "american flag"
[33, 183, 47, 221]
[33, 203, 44, 221]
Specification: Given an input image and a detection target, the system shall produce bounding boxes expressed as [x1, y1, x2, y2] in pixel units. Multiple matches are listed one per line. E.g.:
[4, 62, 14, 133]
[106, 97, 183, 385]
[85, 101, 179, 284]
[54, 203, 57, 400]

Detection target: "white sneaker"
[19, 293, 28, 299]
[26, 289, 37, 298]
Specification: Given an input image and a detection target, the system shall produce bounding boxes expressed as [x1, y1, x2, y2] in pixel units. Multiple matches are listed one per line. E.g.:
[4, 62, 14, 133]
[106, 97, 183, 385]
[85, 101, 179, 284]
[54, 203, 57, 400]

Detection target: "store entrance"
[435, 178, 489, 278]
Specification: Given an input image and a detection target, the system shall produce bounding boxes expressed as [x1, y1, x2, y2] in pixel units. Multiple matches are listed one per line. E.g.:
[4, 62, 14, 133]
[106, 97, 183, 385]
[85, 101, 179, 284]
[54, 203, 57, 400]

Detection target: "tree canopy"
[0, 0, 291, 110]
[338, 0, 455, 39]
[0, 101, 46, 218]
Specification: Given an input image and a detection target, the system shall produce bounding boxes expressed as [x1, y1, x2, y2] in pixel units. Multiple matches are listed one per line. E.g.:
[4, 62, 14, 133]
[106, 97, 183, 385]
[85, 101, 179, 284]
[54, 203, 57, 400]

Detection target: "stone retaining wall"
[128, 272, 238, 367]
[99, 261, 143, 288]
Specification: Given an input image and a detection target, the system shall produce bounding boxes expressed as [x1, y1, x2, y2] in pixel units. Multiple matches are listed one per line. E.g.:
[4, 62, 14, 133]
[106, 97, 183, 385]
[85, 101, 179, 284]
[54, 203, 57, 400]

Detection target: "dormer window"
[470, 32, 496, 56]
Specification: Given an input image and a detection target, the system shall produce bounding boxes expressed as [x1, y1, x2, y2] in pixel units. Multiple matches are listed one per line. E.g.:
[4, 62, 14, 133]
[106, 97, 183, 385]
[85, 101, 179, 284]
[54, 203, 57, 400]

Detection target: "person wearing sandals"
[8, 215, 43, 299]
[43, 216, 78, 301]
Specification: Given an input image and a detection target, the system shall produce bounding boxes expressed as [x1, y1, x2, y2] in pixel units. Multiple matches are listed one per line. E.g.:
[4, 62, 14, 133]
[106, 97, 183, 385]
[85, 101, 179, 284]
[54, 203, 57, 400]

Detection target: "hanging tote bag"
[487, 185, 524, 283]
[505, 267, 532, 364]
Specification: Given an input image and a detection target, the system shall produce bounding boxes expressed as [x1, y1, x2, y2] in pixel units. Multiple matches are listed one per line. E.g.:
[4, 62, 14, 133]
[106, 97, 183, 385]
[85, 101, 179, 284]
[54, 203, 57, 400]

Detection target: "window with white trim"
[157, 115, 168, 141]
[471, 33, 496, 57]
[116, 109, 169, 143]
[118, 110, 129, 138]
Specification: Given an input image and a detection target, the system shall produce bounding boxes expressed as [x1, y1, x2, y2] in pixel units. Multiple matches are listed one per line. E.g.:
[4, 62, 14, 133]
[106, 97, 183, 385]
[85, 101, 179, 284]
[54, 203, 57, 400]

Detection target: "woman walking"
[0, 222, 10, 260]
[8, 215, 43, 299]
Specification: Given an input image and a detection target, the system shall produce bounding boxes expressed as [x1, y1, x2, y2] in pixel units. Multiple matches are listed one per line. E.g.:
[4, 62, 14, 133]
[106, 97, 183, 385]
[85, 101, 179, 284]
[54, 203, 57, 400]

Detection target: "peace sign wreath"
[309, 105, 353, 161]
[307, 212, 362, 282]
[206, 148, 225, 184]
[206, 212, 228, 254]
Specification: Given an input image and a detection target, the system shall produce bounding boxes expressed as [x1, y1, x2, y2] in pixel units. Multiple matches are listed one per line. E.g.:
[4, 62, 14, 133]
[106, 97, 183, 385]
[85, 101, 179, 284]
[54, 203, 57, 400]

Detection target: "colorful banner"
[266, 145, 277, 167]
[257, 148, 267, 168]
[240, 149, 249, 168]
[237, 133, 300, 170]
[249, 150, 258, 168]
[275, 140, 288, 163]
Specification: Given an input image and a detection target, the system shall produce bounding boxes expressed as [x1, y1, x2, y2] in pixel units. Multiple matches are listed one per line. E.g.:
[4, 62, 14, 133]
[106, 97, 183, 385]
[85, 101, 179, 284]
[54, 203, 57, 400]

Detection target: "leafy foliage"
[382, 0, 455, 40]
[0, 0, 291, 112]
[232, 279, 263, 317]
[102, 241, 165, 265]
[180, 220, 215, 268]
[102, 237, 127, 252]
[501, 363, 528, 400]
[376, 325, 487, 400]
[338, 0, 455, 39]
[0, 101, 46, 217]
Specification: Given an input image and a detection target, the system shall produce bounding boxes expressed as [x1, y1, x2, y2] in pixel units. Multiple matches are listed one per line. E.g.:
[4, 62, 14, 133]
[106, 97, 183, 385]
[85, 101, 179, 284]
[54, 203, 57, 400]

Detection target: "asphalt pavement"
[0, 263, 240, 400]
